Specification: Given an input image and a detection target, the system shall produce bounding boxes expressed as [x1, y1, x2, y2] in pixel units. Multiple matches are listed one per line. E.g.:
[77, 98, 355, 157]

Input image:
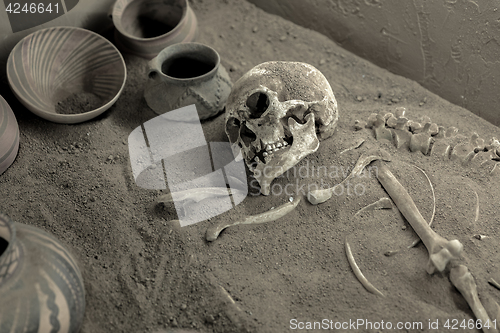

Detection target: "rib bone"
[373, 160, 463, 274]
[307, 149, 391, 205]
[450, 265, 498, 333]
[206, 197, 300, 241]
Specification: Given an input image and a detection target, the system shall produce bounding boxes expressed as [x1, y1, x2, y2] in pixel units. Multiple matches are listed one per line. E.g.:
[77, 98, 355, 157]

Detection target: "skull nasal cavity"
[240, 123, 257, 147]
[246, 92, 269, 118]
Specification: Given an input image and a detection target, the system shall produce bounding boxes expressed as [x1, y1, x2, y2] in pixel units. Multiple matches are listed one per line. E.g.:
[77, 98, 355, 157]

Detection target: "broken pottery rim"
[7, 26, 127, 124]
[112, 0, 191, 42]
[148, 42, 221, 86]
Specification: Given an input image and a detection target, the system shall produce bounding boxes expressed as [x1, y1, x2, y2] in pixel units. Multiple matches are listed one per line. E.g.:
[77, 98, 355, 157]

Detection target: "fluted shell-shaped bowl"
[7, 27, 127, 124]
[0, 96, 19, 175]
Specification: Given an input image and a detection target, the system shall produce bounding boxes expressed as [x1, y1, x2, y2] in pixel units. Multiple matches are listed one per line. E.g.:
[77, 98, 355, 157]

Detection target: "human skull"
[225, 61, 339, 195]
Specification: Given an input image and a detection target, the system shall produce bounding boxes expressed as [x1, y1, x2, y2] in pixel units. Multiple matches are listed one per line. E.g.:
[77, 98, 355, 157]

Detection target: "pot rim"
[150, 42, 221, 84]
[113, 0, 190, 42]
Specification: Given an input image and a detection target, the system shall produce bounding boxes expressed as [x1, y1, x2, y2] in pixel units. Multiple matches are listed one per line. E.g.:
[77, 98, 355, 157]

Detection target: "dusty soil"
[1, 0, 500, 332]
[55, 92, 104, 114]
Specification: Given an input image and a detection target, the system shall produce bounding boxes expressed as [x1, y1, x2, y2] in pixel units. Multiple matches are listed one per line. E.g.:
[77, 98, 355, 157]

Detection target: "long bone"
[307, 149, 391, 205]
[450, 265, 498, 333]
[206, 197, 300, 241]
[372, 159, 463, 274]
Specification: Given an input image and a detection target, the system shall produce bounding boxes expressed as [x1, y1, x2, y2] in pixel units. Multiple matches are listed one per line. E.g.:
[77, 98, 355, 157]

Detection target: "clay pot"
[112, 0, 198, 59]
[0, 213, 85, 332]
[0, 96, 19, 175]
[144, 42, 232, 120]
[7, 27, 127, 124]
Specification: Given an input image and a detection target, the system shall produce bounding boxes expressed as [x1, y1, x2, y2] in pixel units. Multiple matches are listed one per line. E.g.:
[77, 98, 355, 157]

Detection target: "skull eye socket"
[246, 92, 269, 118]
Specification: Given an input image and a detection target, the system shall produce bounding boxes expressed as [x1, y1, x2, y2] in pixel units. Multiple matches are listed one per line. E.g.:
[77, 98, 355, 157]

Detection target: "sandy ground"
[1, 0, 500, 332]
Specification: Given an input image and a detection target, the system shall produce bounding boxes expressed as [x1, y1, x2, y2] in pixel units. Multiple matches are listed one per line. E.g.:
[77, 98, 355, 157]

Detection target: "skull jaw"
[252, 113, 319, 195]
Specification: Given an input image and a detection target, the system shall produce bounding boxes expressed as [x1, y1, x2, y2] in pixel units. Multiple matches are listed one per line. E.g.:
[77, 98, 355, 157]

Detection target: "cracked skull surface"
[225, 61, 339, 195]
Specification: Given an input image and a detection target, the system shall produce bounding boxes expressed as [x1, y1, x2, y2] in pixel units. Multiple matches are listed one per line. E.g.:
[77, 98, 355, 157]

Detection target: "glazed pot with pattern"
[0, 96, 19, 175]
[112, 0, 198, 59]
[144, 42, 232, 120]
[0, 213, 85, 333]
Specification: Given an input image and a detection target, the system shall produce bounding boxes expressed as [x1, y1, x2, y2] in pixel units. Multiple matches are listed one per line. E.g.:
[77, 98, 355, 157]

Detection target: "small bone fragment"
[355, 197, 392, 216]
[384, 250, 399, 257]
[394, 107, 406, 118]
[206, 197, 300, 241]
[408, 165, 436, 248]
[450, 265, 498, 333]
[354, 120, 367, 130]
[307, 149, 391, 205]
[489, 278, 500, 291]
[345, 238, 385, 297]
[340, 139, 365, 155]
[373, 160, 463, 274]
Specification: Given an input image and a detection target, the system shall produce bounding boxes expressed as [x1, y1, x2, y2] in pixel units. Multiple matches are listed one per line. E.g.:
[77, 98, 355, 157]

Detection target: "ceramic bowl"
[112, 0, 198, 59]
[7, 27, 127, 124]
[0, 95, 19, 175]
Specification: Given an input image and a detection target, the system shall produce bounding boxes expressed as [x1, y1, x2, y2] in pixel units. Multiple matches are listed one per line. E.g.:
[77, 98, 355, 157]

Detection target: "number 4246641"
[444, 319, 497, 330]
[5, 3, 59, 14]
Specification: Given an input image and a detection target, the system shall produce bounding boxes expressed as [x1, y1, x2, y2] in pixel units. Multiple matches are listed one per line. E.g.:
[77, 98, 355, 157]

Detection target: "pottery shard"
[394, 107, 406, 118]
[385, 115, 398, 128]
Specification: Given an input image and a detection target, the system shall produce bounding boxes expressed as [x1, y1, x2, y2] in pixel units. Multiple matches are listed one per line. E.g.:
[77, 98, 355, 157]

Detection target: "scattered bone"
[354, 120, 367, 130]
[488, 278, 500, 291]
[469, 184, 480, 226]
[354, 197, 392, 216]
[340, 139, 365, 155]
[394, 107, 406, 118]
[373, 160, 463, 274]
[307, 149, 391, 205]
[474, 234, 489, 240]
[408, 165, 436, 248]
[345, 238, 385, 297]
[206, 197, 300, 241]
[384, 250, 399, 257]
[383, 112, 394, 121]
[450, 265, 498, 333]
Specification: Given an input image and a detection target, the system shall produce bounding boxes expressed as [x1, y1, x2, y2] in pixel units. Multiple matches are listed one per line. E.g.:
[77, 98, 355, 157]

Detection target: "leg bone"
[450, 265, 498, 333]
[373, 160, 463, 274]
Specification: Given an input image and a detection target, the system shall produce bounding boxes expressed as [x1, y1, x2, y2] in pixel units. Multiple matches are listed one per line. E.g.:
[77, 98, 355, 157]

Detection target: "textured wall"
[247, 0, 500, 126]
